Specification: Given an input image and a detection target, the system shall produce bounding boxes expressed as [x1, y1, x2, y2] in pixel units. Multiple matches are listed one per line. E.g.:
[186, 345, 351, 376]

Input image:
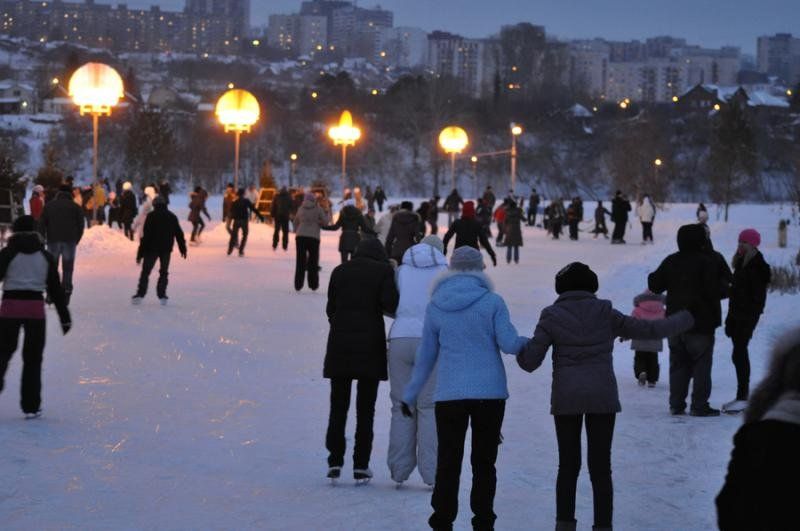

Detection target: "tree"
[709, 103, 758, 221]
[126, 109, 176, 182]
[791, 83, 800, 112]
[0, 148, 23, 190]
[35, 144, 64, 192]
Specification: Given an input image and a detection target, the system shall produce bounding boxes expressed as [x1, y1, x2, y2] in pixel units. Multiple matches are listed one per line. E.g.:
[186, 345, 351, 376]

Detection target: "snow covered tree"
[35, 144, 64, 191]
[126, 109, 176, 183]
[709, 103, 757, 221]
[0, 148, 23, 191]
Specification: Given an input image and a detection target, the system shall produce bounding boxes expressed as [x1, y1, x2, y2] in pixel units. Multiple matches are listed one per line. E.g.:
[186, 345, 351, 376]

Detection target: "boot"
[555, 521, 577, 531]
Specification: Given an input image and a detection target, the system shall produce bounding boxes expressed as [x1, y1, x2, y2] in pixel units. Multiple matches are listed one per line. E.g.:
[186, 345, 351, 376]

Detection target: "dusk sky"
[97, 0, 799, 54]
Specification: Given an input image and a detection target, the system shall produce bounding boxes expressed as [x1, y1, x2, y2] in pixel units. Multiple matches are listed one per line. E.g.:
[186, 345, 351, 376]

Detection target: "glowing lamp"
[511, 124, 523, 136]
[329, 110, 361, 147]
[290, 153, 298, 161]
[215, 89, 260, 133]
[471, 156, 478, 163]
[68, 62, 124, 116]
[438, 126, 469, 154]
[654, 158, 663, 167]
[672, 96, 679, 103]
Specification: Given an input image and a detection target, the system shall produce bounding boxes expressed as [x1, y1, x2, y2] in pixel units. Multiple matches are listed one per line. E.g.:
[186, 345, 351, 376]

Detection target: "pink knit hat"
[738, 228, 761, 248]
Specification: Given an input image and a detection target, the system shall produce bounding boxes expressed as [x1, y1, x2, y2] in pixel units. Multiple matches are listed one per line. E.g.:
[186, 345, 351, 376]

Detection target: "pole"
[92, 112, 99, 222]
[450, 152, 456, 191]
[472, 160, 478, 199]
[290, 160, 295, 188]
[341, 144, 347, 195]
[511, 134, 517, 193]
[234, 130, 241, 190]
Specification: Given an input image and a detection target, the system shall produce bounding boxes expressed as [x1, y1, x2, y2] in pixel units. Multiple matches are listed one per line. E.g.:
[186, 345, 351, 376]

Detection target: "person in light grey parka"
[387, 236, 448, 486]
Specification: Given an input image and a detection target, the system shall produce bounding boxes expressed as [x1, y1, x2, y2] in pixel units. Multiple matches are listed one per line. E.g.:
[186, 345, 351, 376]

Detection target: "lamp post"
[289, 153, 298, 187]
[510, 123, 523, 193]
[68, 62, 124, 222]
[215, 89, 261, 190]
[438, 126, 469, 191]
[471, 155, 478, 198]
[328, 110, 361, 194]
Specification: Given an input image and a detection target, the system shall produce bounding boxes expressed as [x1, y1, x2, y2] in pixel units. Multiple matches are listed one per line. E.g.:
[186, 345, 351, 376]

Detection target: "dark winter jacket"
[40, 191, 84, 244]
[230, 197, 262, 222]
[611, 195, 631, 224]
[324, 239, 399, 380]
[0, 232, 70, 326]
[727, 250, 771, 324]
[120, 190, 137, 223]
[443, 191, 464, 213]
[442, 217, 497, 262]
[503, 206, 524, 246]
[595, 205, 611, 224]
[517, 291, 693, 415]
[648, 224, 727, 334]
[137, 203, 187, 259]
[188, 191, 210, 223]
[323, 205, 374, 253]
[270, 189, 293, 221]
[716, 392, 800, 531]
[385, 210, 423, 261]
[374, 188, 387, 205]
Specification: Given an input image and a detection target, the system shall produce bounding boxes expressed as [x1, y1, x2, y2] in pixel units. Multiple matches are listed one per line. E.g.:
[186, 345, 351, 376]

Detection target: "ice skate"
[721, 399, 748, 414]
[353, 468, 372, 485]
[159, 297, 168, 306]
[131, 295, 143, 305]
[24, 411, 42, 420]
[637, 372, 647, 386]
[327, 466, 341, 484]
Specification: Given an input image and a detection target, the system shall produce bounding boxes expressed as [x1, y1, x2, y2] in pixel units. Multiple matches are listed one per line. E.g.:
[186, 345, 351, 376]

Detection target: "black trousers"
[429, 399, 505, 531]
[641, 222, 653, 242]
[527, 207, 537, 226]
[190, 218, 205, 241]
[612, 222, 626, 241]
[123, 220, 134, 241]
[551, 221, 562, 239]
[228, 219, 249, 254]
[668, 333, 715, 411]
[730, 320, 756, 400]
[0, 318, 46, 414]
[273, 218, 290, 250]
[325, 378, 380, 470]
[634, 351, 660, 383]
[554, 413, 616, 528]
[568, 220, 579, 240]
[295, 237, 320, 291]
[137, 251, 171, 299]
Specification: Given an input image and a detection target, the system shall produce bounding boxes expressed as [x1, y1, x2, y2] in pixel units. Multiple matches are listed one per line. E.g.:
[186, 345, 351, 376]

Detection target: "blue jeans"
[47, 241, 77, 294]
[505, 245, 519, 263]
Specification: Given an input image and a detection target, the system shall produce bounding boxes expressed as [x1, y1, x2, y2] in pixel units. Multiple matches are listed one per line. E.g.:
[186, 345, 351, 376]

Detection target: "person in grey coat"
[517, 262, 694, 531]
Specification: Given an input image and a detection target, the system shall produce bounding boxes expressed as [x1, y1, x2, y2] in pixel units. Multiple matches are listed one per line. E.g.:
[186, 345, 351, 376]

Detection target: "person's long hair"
[744, 327, 800, 424]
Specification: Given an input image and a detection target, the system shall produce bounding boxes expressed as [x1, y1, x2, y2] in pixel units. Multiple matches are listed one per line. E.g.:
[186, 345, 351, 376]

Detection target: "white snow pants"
[387, 337, 437, 485]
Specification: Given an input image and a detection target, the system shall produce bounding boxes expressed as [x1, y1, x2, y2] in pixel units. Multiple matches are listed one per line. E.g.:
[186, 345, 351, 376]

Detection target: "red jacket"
[30, 196, 44, 220]
[493, 206, 506, 223]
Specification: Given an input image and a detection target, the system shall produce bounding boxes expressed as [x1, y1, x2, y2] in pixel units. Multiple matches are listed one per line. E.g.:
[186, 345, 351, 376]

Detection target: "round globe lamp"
[328, 110, 361, 193]
[216, 89, 261, 189]
[439, 126, 469, 191]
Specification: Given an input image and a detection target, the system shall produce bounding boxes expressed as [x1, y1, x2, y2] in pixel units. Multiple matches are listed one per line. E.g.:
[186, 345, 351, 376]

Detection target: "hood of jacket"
[393, 210, 420, 227]
[354, 238, 388, 262]
[301, 198, 319, 210]
[677, 224, 707, 252]
[7, 231, 44, 254]
[340, 205, 362, 220]
[430, 271, 493, 312]
[402, 242, 448, 269]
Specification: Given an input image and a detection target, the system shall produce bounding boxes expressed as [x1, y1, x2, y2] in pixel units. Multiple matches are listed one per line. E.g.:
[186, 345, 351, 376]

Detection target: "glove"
[491, 255, 497, 267]
[61, 321, 72, 335]
[401, 402, 414, 418]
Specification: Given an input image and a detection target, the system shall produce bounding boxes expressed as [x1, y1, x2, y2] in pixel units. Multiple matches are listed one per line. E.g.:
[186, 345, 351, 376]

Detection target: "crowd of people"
[0, 177, 792, 531]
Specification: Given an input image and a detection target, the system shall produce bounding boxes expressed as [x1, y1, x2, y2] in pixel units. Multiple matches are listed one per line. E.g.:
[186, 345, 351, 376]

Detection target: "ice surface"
[0, 200, 797, 530]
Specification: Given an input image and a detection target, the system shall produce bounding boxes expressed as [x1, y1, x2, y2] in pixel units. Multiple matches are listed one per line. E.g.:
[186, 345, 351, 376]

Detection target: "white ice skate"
[721, 399, 748, 414]
[327, 466, 341, 484]
[159, 298, 168, 306]
[131, 296, 143, 305]
[353, 468, 372, 485]
[24, 411, 42, 420]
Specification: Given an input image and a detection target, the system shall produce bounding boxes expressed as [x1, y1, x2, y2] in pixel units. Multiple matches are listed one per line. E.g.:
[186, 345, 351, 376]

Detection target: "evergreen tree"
[35, 144, 64, 192]
[0, 148, 23, 190]
[126, 109, 176, 182]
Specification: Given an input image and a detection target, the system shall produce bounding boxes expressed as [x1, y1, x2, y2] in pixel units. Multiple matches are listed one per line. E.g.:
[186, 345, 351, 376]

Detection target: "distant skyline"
[95, 0, 799, 54]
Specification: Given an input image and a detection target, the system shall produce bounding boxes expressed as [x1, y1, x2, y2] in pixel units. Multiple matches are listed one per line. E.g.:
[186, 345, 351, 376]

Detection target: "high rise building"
[757, 33, 800, 85]
[427, 31, 498, 98]
[377, 27, 428, 68]
[267, 14, 327, 57]
[329, 4, 393, 58]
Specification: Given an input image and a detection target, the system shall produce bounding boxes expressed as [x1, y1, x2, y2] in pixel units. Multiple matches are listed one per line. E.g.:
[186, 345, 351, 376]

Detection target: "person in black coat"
[610, 191, 631, 244]
[324, 238, 399, 480]
[119, 182, 138, 241]
[271, 187, 293, 251]
[385, 201, 423, 262]
[323, 201, 375, 263]
[593, 201, 611, 239]
[373, 186, 387, 212]
[442, 201, 497, 266]
[723, 229, 771, 409]
[188, 187, 211, 243]
[648, 224, 730, 416]
[443, 189, 464, 227]
[133, 197, 187, 304]
[716, 327, 800, 530]
[40, 185, 84, 305]
[528, 189, 540, 226]
[228, 188, 264, 257]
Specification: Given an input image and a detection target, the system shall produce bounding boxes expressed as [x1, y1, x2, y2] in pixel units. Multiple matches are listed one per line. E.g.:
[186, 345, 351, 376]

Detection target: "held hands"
[401, 402, 414, 418]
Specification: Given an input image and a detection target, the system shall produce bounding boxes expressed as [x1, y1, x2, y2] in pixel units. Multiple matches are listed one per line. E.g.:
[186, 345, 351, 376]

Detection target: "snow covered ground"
[0, 200, 798, 530]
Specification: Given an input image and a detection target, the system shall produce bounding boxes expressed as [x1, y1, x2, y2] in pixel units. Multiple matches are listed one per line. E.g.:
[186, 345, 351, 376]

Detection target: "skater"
[549, 199, 566, 240]
[778, 219, 788, 248]
[188, 186, 211, 243]
[375, 204, 398, 244]
[443, 189, 463, 228]
[222, 183, 237, 238]
[629, 290, 667, 387]
[416, 202, 430, 236]
[517, 262, 693, 531]
[29, 185, 44, 221]
[593, 201, 611, 239]
[385, 201, 423, 263]
[159, 180, 172, 206]
[696, 203, 707, 223]
[0, 216, 72, 419]
[716, 327, 800, 530]
[40, 185, 84, 305]
[227, 188, 264, 257]
[324, 239, 399, 482]
[566, 199, 580, 241]
[722, 229, 771, 413]
[401, 246, 527, 530]
[493, 200, 507, 246]
[323, 200, 374, 263]
[119, 182, 137, 241]
[482, 186, 496, 209]
[132, 197, 187, 305]
[365, 185, 375, 212]
[637, 194, 656, 244]
[427, 196, 440, 235]
[476, 198, 492, 238]
[442, 201, 497, 267]
[293, 192, 328, 291]
[374, 186, 387, 212]
[271, 186, 293, 251]
[610, 191, 631, 244]
[363, 208, 377, 238]
[107, 192, 121, 229]
[503, 199, 524, 264]
[132, 186, 158, 240]
[528, 189, 540, 226]
[387, 236, 448, 486]
[648, 224, 729, 416]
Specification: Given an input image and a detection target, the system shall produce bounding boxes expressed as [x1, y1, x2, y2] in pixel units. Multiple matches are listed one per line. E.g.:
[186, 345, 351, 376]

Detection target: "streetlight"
[215, 88, 260, 190]
[68, 62, 124, 222]
[289, 153, 298, 187]
[510, 123, 523, 192]
[328, 110, 361, 194]
[438, 126, 469, 191]
[653, 158, 663, 185]
[471, 155, 479, 198]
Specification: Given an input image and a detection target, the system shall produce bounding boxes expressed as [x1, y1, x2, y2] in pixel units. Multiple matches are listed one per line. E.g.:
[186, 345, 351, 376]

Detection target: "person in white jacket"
[636, 194, 656, 244]
[387, 235, 448, 486]
[132, 186, 158, 240]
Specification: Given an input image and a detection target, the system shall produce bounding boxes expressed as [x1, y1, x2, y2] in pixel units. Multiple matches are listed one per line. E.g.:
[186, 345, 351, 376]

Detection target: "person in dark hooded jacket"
[323, 201, 375, 263]
[648, 224, 729, 416]
[324, 238, 399, 481]
[385, 201, 423, 262]
[503, 200, 524, 264]
[271, 187, 293, 251]
[40, 185, 84, 305]
[133, 197, 187, 304]
[119, 182, 138, 241]
[442, 201, 497, 266]
[0, 216, 71, 418]
[188, 186, 210, 243]
[227, 188, 264, 257]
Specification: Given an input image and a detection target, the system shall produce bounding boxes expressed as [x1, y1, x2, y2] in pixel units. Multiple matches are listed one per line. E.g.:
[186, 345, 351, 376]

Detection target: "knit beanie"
[462, 201, 475, 219]
[401, 201, 413, 211]
[12, 215, 36, 233]
[738, 228, 761, 248]
[450, 246, 485, 271]
[420, 235, 444, 254]
[555, 262, 599, 294]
